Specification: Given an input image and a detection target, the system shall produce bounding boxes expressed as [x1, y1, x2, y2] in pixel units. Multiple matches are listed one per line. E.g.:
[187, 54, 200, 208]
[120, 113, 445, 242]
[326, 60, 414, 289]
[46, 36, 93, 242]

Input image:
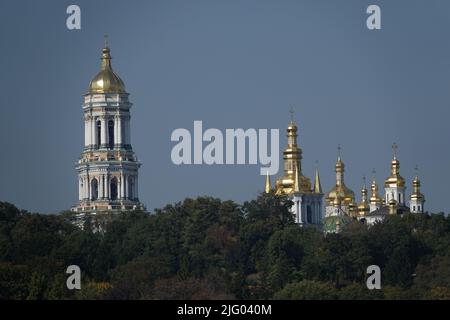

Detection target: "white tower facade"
[384, 144, 406, 206]
[72, 44, 145, 214]
[409, 175, 425, 213]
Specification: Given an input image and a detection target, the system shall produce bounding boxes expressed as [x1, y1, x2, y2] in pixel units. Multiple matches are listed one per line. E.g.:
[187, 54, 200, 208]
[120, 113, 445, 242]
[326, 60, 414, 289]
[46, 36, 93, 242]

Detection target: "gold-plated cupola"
[325, 146, 355, 207]
[275, 117, 312, 195]
[384, 143, 405, 188]
[88, 38, 126, 94]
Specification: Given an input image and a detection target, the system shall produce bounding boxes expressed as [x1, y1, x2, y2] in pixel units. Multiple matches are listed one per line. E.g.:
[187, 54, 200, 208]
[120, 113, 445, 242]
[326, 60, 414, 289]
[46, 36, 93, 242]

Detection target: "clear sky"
[1, 0, 449, 214]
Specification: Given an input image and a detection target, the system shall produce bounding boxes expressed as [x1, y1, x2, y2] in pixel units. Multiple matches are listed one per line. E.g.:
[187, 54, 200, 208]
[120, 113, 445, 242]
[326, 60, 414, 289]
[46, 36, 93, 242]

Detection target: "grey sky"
[0, 0, 449, 214]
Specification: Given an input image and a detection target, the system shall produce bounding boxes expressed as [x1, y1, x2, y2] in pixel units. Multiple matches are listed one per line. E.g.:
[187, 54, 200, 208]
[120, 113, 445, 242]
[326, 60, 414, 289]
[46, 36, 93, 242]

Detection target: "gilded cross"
[392, 142, 398, 159]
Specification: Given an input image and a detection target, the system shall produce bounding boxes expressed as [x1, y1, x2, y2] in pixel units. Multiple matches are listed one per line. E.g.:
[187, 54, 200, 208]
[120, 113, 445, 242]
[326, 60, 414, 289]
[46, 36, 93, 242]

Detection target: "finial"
[337, 144, 341, 160]
[362, 175, 366, 187]
[104, 34, 109, 48]
[414, 164, 420, 180]
[265, 170, 271, 194]
[289, 106, 295, 122]
[371, 168, 377, 181]
[392, 142, 398, 159]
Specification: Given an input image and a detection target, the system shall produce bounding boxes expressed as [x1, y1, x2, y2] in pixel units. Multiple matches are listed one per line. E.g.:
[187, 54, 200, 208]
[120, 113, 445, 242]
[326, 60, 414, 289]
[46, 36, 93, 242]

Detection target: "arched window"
[108, 120, 114, 149]
[110, 177, 118, 200]
[91, 178, 98, 201]
[96, 120, 102, 147]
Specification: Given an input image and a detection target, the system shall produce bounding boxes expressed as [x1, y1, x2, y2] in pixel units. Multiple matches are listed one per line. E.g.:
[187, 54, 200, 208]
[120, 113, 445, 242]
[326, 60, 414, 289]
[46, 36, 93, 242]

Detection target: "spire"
[289, 105, 295, 123]
[385, 143, 405, 188]
[410, 165, 425, 203]
[265, 171, 271, 194]
[358, 176, 369, 217]
[390, 143, 400, 175]
[370, 169, 382, 206]
[361, 176, 368, 202]
[335, 145, 345, 186]
[392, 142, 398, 160]
[314, 162, 322, 194]
[314, 168, 322, 194]
[101, 35, 112, 70]
[294, 161, 300, 193]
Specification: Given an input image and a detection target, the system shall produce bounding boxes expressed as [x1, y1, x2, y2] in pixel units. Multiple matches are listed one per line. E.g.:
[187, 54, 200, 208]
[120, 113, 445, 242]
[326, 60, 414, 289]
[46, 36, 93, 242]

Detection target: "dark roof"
[366, 205, 410, 217]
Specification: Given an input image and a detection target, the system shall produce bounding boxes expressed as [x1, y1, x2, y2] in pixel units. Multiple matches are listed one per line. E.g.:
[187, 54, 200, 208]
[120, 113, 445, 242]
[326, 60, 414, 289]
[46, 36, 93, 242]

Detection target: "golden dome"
[410, 176, 425, 201]
[326, 185, 355, 205]
[275, 118, 312, 195]
[384, 158, 406, 187]
[370, 178, 383, 205]
[333, 195, 342, 206]
[385, 144, 405, 188]
[326, 151, 355, 207]
[357, 181, 370, 216]
[88, 47, 126, 94]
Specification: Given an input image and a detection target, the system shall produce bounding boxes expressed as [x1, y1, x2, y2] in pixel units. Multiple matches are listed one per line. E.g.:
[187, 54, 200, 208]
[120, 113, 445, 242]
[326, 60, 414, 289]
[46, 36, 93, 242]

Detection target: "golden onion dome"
[333, 195, 342, 206]
[326, 185, 355, 206]
[370, 178, 383, 205]
[358, 184, 370, 216]
[88, 46, 126, 94]
[410, 176, 425, 201]
[326, 153, 355, 206]
[384, 158, 406, 187]
[413, 176, 421, 188]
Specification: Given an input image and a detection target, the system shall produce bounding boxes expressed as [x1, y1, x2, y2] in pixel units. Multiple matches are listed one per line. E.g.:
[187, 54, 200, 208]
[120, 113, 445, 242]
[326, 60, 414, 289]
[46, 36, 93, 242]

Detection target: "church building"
[71, 42, 145, 215]
[264, 116, 324, 225]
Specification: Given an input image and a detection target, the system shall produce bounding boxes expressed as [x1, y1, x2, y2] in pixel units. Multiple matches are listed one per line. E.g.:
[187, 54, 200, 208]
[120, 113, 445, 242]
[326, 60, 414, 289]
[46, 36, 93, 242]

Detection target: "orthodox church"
[264, 116, 324, 225]
[71, 42, 145, 216]
[264, 119, 426, 233]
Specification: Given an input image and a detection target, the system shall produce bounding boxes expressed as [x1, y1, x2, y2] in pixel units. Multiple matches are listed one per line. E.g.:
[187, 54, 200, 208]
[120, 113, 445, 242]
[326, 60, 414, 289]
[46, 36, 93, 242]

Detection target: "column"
[135, 176, 139, 200]
[125, 175, 129, 199]
[78, 178, 82, 201]
[84, 118, 88, 147]
[99, 174, 104, 199]
[117, 116, 122, 146]
[120, 174, 125, 199]
[88, 176, 92, 200]
[101, 117, 107, 147]
[84, 176, 87, 200]
[82, 176, 85, 200]
[91, 118, 96, 147]
[105, 174, 109, 199]
[114, 115, 119, 146]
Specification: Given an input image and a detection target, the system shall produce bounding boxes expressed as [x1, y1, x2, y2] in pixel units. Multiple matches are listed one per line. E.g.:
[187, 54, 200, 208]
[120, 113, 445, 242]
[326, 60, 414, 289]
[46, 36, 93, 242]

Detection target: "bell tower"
[72, 40, 145, 214]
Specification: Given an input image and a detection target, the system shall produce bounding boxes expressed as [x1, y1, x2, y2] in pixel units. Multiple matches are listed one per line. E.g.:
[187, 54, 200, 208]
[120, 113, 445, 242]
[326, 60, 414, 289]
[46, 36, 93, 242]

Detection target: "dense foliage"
[0, 195, 449, 300]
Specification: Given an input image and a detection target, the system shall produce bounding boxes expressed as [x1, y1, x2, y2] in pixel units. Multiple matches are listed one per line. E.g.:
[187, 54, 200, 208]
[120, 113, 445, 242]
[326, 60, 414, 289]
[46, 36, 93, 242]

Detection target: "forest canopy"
[0, 194, 449, 300]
